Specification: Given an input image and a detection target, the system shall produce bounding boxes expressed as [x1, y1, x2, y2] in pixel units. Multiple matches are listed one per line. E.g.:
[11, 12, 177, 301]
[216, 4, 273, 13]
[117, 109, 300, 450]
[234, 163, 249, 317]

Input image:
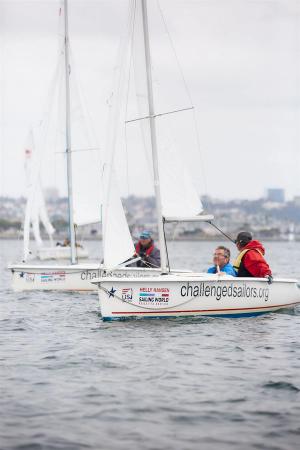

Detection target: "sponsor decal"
[139, 287, 169, 305]
[25, 273, 35, 283]
[80, 270, 100, 280]
[40, 271, 66, 283]
[180, 282, 270, 302]
[100, 270, 157, 278]
[122, 288, 133, 301]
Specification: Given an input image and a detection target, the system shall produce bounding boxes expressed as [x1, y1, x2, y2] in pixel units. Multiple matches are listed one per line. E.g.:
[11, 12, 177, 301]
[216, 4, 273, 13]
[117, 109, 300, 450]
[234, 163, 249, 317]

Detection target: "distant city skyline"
[1, 0, 300, 200]
[2, 186, 300, 204]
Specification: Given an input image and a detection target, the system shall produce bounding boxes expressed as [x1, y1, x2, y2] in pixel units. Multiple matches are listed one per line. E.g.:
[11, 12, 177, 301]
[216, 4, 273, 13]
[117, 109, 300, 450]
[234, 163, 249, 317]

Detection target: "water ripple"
[263, 381, 300, 392]
[1, 240, 300, 450]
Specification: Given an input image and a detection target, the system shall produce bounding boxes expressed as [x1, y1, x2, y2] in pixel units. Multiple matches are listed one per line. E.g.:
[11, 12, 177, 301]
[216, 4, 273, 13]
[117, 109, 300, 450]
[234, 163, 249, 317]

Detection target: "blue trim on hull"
[102, 310, 276, 321]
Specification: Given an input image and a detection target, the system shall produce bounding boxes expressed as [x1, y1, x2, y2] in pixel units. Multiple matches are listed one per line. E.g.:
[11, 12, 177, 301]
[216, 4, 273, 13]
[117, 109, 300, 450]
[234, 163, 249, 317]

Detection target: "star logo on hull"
[108, 287, 116, 298]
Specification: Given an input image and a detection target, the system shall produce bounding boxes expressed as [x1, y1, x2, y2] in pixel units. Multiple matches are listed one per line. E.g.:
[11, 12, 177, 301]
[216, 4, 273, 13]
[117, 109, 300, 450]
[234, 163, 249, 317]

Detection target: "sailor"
[134, 230, 161, 268]
[56, 238, 69, 247]
[233, 231, 273, 282]
[207, 246, 236, 276]
[56, 238, 82, 248]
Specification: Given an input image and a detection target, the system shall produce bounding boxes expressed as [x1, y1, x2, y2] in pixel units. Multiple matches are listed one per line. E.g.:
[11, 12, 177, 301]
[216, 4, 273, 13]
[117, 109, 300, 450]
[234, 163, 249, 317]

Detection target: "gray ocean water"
[1, 239, 300, 450]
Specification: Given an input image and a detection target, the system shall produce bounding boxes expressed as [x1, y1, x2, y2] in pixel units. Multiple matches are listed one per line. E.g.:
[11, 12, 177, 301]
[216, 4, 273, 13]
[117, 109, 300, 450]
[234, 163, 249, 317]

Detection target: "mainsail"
[23, 128, 55, 261]
[101, 3, 136, 269]
[22, 24, 103, 261]
[130, 0, 204, 220]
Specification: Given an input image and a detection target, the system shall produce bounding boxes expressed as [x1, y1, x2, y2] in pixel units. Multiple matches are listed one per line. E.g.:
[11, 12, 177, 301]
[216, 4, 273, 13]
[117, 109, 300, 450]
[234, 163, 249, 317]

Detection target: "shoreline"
[0, 235, 298, 242]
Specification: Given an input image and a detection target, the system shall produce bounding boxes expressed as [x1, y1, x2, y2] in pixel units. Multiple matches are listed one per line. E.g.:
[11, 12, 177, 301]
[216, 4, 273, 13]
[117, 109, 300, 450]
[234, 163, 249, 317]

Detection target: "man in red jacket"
[233, 231, 273, 282]
[133, 230, 161, 268]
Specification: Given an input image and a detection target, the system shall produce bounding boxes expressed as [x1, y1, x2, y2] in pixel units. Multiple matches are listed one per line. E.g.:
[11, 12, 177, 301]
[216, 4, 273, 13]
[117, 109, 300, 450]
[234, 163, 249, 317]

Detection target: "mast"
[64, 0, 76, 264]
[140, 0, 168, 272]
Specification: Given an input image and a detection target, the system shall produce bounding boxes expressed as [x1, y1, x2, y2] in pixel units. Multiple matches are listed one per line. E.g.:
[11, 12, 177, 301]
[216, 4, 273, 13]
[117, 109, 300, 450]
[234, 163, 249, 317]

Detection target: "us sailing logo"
[122, 288, 133, 301]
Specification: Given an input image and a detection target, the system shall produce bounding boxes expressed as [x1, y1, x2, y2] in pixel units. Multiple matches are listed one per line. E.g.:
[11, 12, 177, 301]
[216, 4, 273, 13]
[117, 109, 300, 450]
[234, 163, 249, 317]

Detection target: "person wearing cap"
[233, 231, 272, 281]
[133, 230, 161, 268]
[207, 246, 236, 276]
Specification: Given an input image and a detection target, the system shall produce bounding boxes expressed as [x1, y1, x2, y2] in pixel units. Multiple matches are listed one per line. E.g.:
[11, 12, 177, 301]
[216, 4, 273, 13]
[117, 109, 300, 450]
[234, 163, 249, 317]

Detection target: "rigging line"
[125, 106, 194, 123]
[208, 221, 235, 244]
[54, 60, 65, 191]
[74, 224, 79, 263]
[157, 0, 209, 209]
[57, 1, 65, 45]
[68, 47, 100, 154]
[30, 55, 61, 237]
[77, 222, 86, 248]
[171, 222, 179, 245]
[130, 0, 153, 182]
[54, 147, 101, 154]
[102, 0, 136, 248]
[162, 219, 170, 272]
[191, 107, 209, 206]
[36, 45, 64, 195]
[124, 0, 137, 197]
[156, 0, 194, 108]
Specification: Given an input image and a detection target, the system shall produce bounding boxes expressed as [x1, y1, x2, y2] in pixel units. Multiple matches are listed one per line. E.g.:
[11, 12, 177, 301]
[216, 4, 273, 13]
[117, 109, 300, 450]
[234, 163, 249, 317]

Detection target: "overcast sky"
[1, 0, 300, 201]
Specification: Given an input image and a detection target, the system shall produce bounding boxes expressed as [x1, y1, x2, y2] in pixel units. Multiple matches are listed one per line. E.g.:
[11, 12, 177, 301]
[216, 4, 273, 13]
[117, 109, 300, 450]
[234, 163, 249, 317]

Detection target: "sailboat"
[23, 128, 89, 261]
[92, 0, 300, 319]
[8, 0, 101, 291]
[8, 0, 180, 292]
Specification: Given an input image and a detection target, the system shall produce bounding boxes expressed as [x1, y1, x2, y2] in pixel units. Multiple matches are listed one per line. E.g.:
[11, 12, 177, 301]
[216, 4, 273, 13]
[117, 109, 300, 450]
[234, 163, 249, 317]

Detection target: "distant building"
[266, 188, 285, 203]
[293, 196, 300, 207]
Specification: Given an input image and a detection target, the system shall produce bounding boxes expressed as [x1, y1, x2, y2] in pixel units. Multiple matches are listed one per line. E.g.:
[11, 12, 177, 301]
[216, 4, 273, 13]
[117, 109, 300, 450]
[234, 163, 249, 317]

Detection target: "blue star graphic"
[108, 287, 116, 298]
[19, 272, 24, 278]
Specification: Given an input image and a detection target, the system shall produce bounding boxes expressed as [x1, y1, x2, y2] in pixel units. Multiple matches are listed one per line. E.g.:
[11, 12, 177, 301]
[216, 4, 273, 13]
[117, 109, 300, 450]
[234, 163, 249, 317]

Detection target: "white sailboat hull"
[93, 274, 300, 320]
[37, 246, 89, 260]
[8, 264, 189, 292]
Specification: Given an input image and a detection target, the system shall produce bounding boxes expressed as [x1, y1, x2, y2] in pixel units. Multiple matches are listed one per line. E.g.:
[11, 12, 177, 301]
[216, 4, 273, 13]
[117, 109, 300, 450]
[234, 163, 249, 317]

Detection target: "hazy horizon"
[1, 0, 299, 200]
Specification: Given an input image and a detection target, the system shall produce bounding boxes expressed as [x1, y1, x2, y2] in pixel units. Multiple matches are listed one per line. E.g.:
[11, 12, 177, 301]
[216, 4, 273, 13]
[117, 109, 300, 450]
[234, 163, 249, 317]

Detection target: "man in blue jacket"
[207, 246, 236, 276]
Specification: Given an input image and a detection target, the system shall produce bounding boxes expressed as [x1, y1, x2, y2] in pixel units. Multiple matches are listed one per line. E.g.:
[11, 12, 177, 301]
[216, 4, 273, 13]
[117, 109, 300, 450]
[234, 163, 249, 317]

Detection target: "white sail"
[37, 187, 55, 238]
[23, 130, 35, 261]
[102, 167, 135, 269]
[156, 130, 203, 218]
[131, 1, 203, 220]
[102, 3, 136, 268]
[23, 128, 55, 260]
[65, 46, 103, 227]
[71, 140, 102, 227]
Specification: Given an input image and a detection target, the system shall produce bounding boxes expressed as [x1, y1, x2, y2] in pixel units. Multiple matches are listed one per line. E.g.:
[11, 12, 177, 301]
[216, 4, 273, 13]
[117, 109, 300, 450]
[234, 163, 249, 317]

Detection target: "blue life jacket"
[207, 263, 237, 276]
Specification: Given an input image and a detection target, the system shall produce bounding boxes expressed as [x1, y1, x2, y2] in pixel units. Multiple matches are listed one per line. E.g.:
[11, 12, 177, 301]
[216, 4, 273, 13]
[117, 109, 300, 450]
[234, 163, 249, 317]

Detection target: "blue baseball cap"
[140, 230, 152, 239]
